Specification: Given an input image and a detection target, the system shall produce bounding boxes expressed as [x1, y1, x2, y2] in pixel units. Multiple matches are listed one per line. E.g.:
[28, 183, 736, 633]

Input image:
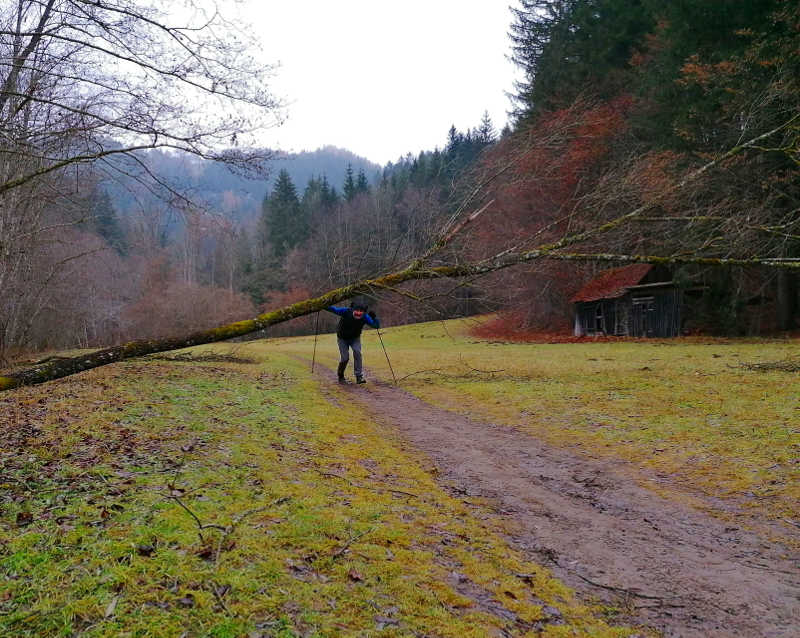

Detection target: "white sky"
[238, 1, 521, 166]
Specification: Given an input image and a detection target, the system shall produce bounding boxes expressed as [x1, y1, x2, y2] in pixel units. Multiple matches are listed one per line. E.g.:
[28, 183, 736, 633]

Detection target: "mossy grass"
[1, 349, 636, 636]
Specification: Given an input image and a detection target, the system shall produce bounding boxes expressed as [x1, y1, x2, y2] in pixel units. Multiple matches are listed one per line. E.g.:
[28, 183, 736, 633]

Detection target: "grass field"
[1, 318, 797, 637]
[271, 318, 800, 535]
[1, 348, 635, 637]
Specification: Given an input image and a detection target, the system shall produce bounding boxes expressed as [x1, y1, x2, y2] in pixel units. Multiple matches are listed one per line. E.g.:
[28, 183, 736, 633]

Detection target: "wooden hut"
[571, 264, 680, 337]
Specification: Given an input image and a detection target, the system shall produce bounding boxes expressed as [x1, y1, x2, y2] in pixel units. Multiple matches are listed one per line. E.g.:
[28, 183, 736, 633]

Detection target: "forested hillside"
[491, 0, 799, 333]
[1, 0, 797, 362]
[107, 147, 380, 224]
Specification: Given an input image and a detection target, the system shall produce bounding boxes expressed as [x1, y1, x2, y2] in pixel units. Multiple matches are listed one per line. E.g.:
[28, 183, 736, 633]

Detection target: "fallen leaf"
[104, 595, 119, 618]
[348, 568, 364, 582]
[16, 511, 33, 527]
[215, 584, 231, 597]
[196, 545, 214, 560]
[375, 615, 400, 629]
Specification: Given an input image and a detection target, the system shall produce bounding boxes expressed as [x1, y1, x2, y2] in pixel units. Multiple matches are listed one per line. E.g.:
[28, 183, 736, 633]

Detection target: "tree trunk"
[0, 264, 459, 391]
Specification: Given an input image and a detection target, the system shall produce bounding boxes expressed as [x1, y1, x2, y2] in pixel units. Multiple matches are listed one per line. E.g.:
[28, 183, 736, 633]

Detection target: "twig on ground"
[458, 353, 505, 374]
[231, 497, 292, 528]
[167, 452, 189, 496]
[315, 469, 419, 499]
[568, 570, 667, 601]
[213, 497, 292, 564]
[397, 369, 448, 381]
[426, 525, 473, 543]
[331, 527, 375, 559]
[169, 494, 228, 542]
[210, 582, 234, 616]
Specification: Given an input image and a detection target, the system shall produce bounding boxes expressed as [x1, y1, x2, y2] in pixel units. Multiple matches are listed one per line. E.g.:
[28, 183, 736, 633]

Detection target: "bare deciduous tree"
[0, 0, 283, 357]
[1, 0, 282, 194]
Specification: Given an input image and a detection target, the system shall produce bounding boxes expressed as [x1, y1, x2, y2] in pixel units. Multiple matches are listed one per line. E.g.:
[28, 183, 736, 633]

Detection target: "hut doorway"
[631, 296, 656, 337]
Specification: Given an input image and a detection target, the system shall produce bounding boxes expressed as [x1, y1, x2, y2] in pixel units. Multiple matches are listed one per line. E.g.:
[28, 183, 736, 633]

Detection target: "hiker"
[326, 301, 380, 383]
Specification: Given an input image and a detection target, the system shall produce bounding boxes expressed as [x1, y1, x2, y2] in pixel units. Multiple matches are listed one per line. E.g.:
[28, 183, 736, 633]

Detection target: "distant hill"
[107, 146, 381, 224]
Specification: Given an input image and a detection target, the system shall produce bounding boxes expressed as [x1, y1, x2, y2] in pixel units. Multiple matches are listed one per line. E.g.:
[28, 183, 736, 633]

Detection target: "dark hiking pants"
[337, 337, 362, 378]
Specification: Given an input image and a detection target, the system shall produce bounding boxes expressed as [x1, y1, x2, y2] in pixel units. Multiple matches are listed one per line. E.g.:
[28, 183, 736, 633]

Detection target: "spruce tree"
[263, 169, 305, 259]
[301, 176, 322, 222]
[477, 110, 496, 145]
[88, 188, 127, 254]
[446, 125, 462, 157]
[355, 169, 370, 195]
[320, 175, 339, 209]
[509, 0, 654, 118]
[343, 163, 356, 202]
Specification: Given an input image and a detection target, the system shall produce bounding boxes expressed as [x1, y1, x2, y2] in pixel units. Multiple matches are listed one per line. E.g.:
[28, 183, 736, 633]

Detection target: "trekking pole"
[311, 311, 320, 374]
[376, 329, 397, 385]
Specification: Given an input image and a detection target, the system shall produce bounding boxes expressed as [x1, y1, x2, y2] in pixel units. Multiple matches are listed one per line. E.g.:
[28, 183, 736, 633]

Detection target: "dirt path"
[324, 373, 799, 638]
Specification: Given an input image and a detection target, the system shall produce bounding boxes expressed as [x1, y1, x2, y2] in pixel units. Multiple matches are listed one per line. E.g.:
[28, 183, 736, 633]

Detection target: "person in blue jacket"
[326, 301, 380, 383]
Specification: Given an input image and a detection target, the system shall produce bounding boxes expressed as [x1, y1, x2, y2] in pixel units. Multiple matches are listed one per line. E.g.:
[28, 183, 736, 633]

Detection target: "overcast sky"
[239, 1, 521, 166]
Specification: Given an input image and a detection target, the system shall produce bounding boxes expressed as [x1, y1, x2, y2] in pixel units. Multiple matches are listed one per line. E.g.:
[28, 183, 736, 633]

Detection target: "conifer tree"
[355, 169, 370, 195]
[263, 169, 305, 259]
[343, 163, 357, 202]
[88, 188, 127, 254]
[320, 175, 339, 209]
[477, 110, 497, 145]
[509, 0, 653, 117]
[301, 176, 323, 220]
[446, 125, 463, 157]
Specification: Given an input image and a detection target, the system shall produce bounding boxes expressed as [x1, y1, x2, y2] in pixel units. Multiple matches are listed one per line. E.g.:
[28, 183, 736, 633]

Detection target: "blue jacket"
[327, 306, 379, 340]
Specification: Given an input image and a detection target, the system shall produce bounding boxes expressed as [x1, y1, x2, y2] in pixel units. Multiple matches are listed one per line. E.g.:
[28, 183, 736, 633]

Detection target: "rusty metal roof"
[570, 264, 654, 303]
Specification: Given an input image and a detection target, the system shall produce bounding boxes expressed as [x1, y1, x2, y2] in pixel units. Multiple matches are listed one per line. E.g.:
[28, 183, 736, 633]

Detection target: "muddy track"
[322, 371, 799, 637]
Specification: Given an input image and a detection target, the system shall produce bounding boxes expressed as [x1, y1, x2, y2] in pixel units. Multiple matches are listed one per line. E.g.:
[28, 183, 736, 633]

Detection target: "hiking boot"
[356, 376, 366, 384]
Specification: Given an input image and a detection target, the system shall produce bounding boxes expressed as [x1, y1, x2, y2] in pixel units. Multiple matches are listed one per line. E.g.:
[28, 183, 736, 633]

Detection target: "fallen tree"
[2, 248, 798, 391]
[1, 113, 797, 392]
